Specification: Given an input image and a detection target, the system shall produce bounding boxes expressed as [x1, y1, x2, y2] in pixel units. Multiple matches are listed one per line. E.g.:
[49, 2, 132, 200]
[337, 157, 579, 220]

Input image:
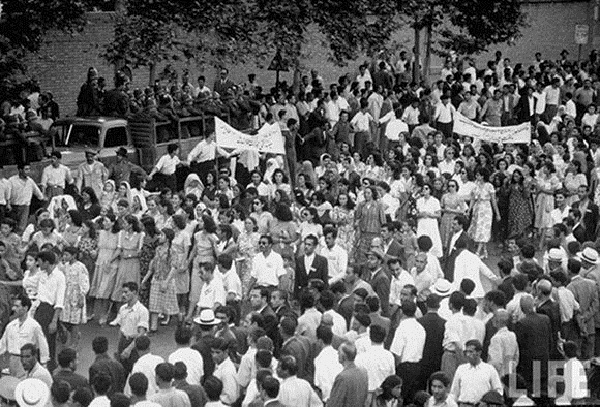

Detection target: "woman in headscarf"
[100, 180, 117, 209]
[113, 181, 133, 212]
[184, 173, 204, 200]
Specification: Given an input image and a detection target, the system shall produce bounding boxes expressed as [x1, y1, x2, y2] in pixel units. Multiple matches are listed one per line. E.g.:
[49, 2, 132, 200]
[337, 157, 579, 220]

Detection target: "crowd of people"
[1, 47, 600, 407]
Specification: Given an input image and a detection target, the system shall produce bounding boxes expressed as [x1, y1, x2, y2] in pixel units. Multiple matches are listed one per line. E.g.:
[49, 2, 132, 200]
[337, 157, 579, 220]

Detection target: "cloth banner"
[452, 112, 531, 144]
[215, 117, 285, 154]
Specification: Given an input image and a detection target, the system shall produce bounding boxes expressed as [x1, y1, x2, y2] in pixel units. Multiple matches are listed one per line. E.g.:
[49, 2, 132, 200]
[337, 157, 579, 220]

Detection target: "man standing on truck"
[148, 143, 181, 193]
[41, 151, 73, 198]
[109, 147, 146, 187]
[76, 148, 108, 199]
[186, 133, 231, 184]
[7, 164, 45, 234]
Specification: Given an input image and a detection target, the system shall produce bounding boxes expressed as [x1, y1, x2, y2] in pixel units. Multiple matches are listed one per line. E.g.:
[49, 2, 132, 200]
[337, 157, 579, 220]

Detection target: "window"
[105, 127, 128, 148]
[67, 125, 100, 148]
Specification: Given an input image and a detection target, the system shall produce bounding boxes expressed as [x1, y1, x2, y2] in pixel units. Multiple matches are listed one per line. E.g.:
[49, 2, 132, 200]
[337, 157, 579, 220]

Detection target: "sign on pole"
[215, 117, 285, 154]
[575, 24, 590, 44]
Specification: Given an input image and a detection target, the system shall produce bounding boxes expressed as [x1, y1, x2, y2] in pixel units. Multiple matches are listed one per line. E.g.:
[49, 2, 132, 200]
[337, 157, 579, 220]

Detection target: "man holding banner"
[186, 132, 232, 184]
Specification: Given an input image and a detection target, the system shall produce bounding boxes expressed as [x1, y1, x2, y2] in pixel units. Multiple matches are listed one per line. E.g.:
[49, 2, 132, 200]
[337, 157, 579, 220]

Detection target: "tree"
[0, 0, 89, 96]
[380, 0, 527, 82]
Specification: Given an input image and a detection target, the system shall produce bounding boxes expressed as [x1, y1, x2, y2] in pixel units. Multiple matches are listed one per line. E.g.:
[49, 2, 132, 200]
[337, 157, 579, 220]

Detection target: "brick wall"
[24, 2, 597, 117]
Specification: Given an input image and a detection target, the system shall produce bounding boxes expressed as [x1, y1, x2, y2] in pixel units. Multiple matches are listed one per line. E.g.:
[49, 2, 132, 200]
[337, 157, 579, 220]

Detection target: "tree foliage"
[0, 0, 89, 94]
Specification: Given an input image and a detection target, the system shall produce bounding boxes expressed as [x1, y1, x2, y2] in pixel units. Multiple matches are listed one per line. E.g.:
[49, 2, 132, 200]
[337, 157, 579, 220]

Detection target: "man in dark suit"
[481, 290, 507, 360]
[444, 215, 473, 282]
[372, 61, 394, 92]
[270, 289, 293, 321]
[89, 336, 126, 396]
[497, 258, 515, 303]
[250, 287, 279, 350]
[213, 68, 235, 96]
[366, 295, 390, 339]
[514, 85, 538, 124]
[535, 279, 562, 360]
[339, 155, 361, 194]
[570, 208, 587, 244]
[363, 249, 391, 317]
[515, 295, 551, 392]
[382, 223, 403, 267]
[295, 235, 328, 298]
[279, 316, 313, 383]
[417, 294, 446, 390]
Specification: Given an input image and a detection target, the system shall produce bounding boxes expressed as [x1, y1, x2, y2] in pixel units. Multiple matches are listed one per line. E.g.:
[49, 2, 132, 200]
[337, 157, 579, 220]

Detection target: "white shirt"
[379, 111, 409, 141]
[279, 376, 323, 407]
[564, 358, 589, 400]
[221, 268, 243, 301]
[453, 250, 498, 298]
[0, 317, 49, 363]
[350, 111, 373, 132]
[565, 100, 577, 118]
[320, 245, 348, 285]
[389, 271, 415, 306]
[533, 91, 546, 114]
[314, 345, 343, 401]
[168, 347, 204, 385]
[487, 326, 519, 377]
[450, 362, 503, 403]
[438, 159, 456, 175]
[250, 251, 285, 287]
[443, 312, 470, 351]
[154, 154, 181, 176]
[89, 396, 111, 407]
[111, 301, 149, 337]
[197, 277, 226, 309]
[36, 267, 66, 309]
[187, 140, 228, 163]
[41, 163, 72, 189]
[390, 318, 426, 363]
[355, 343, 395, 391]
[127, 354, 165, 396]
[506, 292, 531, 324]
[214, 357, 239, 405]
[435, 103, 456, 124]
[323, 309, 348, 336]
[402, 106, 420, 125]
[463, 315, 485, 344]
[556, 286, 580, 322]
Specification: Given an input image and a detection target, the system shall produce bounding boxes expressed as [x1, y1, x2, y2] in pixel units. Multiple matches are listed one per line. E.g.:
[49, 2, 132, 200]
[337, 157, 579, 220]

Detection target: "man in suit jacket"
[295, 235, 328, 298]
[417, 293, 446, 390]
[250, 287, 279, 350]
[567, 258, 599, 359]
[515, 295, 551, 391]
[372, 61, 394, 92]
[327, 343, 369, 407]
[382, 223, 403, 266]
[279, 316, 312, 383]
[366, 295, 391, 339]
[363, 249, 391, 317]
[535, 279, 562, 359]
[444, 215, 473, 282]
[213, 68, 235, 96]
[515, 85, 538, 124]
[572, 185, 599, 241]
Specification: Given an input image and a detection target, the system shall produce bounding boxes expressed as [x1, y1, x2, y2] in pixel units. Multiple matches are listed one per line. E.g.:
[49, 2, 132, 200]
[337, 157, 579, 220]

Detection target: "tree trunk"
[149, 62, 157, 87]
[413, 26, 421, 83]
[424, 24, 433, 85]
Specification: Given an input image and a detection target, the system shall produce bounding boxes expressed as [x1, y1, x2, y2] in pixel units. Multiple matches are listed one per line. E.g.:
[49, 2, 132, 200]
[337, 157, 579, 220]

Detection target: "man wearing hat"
[191, 309, 221, 379]
[14, 378, 50, 407]
[108, 147, 147, 187]
[76, 148, 107, 199]
[580, 247, 600, 355]
[363, 248, 390, 317]
[545, 247, 566, 274]
[40, 151, 73, 198]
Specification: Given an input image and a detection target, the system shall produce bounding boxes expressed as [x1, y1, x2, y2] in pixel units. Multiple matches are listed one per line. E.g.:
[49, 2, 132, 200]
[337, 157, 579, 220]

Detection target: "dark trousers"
[151, 173, 177, 193]
[436, 121, 453, 139]
[354, 131, 370, 158]
[192, 160, 216, 184]
[396, 361, 421, 403]
[117, 334, 139, 374]
[34, 302, 56, 371]
[11, 205, 29, 235]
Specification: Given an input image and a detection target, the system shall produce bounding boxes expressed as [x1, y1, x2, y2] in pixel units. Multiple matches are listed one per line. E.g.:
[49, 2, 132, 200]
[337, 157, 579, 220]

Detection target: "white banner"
[452, 112, 531, 144]
[215, 117, 285, 154]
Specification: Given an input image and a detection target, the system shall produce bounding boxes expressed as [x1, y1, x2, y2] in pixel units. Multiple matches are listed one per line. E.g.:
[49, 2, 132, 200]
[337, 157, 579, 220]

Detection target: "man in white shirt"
[487, 309, 518, 377]
[148, 143, 181, 192]
[505, 274, 532, 324]
[186, 132, 230, 183]
[562, 341, 589, 402]
[314, 325, 343, 402]
[356, 64, 372, 91]
[0, 294, 49, 378]
[41, 151, 73, 198]
[247, 236, 285, 297]
[126, 336, 164, 397]
[168, 325, 204, 386]
[450, 339, 503, 405]
[321, 291, 347, 337]
[434, 94, 456, 139]
[194, 262, 226, 314]
[388, 258, 415, 320]
[452, 239, 499, 299]
[8, 164, 45, 234]
[76, 149, 108, 199]
[441, 291, 469, 381]
[320, 227, 348, 285]
[277, 355, 322, 407]
[149, 363, 192, 407]
[211, 337, 239, 405]
[350, 98, 373, 156]
[355, 324, 395, 405]
[390, 301, 426, 402]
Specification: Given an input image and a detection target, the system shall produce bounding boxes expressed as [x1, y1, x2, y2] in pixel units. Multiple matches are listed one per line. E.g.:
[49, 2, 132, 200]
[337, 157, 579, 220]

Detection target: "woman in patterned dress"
[354, 186, 386, 263]
[440, 179, 467, 250]
[237, 217, 260, 295]
[59, 246, 89, 350]
[331, 192, 355, 252]
[534, 162, 562, 250]
[507, 169, 533, 240]
[143, 228, 179, 332]
[89, 213, 120, 325]
[138, 217, 160, 307]
[186, 213, 218, 311]
[171, 214, 191, 322]
[468, 167, 501, 259]
[111, 215, 145, 305]
[62, 210, 83, 248]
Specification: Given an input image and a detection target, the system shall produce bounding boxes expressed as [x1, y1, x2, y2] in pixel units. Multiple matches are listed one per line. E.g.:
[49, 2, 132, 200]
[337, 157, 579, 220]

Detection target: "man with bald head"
[488, 309, 518, 377]
[535, 278, 562, 359]
[515, 294, 551, 392]
[320, 314, 344, 349]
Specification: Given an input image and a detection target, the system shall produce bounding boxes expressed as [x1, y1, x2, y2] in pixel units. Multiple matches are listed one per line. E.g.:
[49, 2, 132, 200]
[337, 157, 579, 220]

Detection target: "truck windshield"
[66, 124, 100, 148]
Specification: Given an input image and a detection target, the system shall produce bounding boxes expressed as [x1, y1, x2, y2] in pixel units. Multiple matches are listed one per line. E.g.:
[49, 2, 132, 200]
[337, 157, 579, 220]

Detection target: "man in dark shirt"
[417, 294, 445, 390]
[53, 348, 88, 392]
[173, 361, 208, 407]
[88, 337, 126, 395]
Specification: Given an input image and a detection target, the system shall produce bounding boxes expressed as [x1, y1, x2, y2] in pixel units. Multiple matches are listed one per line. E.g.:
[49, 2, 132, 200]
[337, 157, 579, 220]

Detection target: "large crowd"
[1, 48, 600, 407]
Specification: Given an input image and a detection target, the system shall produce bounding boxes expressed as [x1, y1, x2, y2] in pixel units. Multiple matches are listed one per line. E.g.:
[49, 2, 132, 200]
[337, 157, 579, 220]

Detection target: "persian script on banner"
[215, 117, 285, 154]
[452, 112, 531, 144]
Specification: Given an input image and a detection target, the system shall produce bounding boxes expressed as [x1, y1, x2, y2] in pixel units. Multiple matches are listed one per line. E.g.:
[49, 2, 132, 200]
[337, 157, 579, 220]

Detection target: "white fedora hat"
[193, 309, 222, 326]
[15, 378, 50, 407]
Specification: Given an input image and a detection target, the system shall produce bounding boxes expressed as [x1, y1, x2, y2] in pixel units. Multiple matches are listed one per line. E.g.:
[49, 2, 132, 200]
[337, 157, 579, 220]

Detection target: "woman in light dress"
[534, 162, 562, 250]
[416, 183, 443, 258]
[237, 217, 261, 295]
[171, 215, 192, 322]
[440, 179, 467, 250]
[468, 167, 501, 259]
[111, 215, 145, 304]
[331, 192, 356, 252]
[59, 246, 89, 349]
